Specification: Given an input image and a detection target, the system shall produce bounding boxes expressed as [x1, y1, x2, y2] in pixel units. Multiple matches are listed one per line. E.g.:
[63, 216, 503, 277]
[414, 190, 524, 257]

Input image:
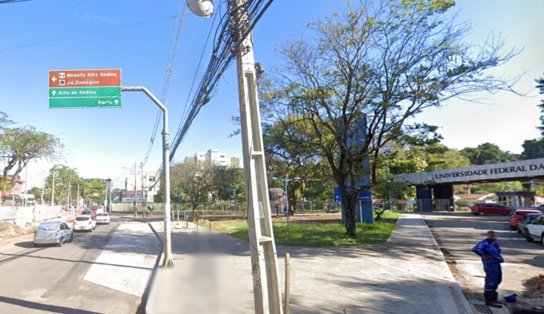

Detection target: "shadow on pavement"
[0, 295, 101, 314]
[13, 241, 35, 249]
[0, 251, 153, 271]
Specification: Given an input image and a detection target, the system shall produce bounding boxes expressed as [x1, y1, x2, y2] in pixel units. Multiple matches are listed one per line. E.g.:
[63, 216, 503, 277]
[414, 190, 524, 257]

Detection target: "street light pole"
[272, 177, 300, 224]
[134, 162, 137, 218]
[51, 171, 57, 206]
[122, 86, 173, 267]
[67, 179, 71, 209]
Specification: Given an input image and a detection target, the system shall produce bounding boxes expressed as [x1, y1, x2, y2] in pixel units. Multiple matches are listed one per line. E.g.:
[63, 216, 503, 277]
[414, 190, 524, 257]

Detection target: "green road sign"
[48, 69, 122, 108]
[49, 86, 121, 108]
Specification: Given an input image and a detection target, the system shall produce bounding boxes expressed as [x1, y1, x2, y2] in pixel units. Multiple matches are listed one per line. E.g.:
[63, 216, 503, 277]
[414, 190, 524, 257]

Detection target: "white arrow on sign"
[114, 99, 119, 105]
[51, 76, 57, 82]
[51, 90, 57, 96]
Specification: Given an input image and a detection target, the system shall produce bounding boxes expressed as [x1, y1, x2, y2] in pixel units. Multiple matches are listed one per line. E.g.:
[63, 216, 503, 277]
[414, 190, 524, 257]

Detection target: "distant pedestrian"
[472, 231, 504, 308]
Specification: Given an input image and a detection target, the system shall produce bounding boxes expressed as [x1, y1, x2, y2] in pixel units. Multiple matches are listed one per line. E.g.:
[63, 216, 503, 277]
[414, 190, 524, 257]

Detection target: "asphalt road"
[424, 213, 544, 308]
[0, 217, 140, 314]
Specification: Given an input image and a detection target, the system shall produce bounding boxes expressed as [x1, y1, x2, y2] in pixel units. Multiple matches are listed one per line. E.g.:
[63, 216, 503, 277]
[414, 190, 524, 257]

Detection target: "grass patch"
[207, 211, 400, 247]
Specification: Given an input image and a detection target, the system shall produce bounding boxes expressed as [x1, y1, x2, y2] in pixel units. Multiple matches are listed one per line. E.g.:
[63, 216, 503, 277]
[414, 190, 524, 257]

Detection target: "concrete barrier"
[0, 207, 17, 220]
[0, 205, 62, 227]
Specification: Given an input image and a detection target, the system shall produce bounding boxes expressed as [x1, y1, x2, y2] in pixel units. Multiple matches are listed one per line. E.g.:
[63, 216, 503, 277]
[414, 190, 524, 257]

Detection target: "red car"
[471, 203, 512, 216]
[509, 209, 543, 230]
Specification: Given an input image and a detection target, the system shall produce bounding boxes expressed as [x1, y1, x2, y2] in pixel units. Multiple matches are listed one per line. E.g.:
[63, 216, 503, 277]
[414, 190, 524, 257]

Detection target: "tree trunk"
[341, 188, 357, 238]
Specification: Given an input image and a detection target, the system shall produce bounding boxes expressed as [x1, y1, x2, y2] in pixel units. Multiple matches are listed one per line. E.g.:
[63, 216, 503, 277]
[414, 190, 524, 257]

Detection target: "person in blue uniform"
[472, 231, 504, 308]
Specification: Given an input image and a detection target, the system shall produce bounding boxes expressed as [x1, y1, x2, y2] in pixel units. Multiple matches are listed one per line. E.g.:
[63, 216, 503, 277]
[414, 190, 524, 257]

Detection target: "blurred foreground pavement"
[146, 214, 473, 314]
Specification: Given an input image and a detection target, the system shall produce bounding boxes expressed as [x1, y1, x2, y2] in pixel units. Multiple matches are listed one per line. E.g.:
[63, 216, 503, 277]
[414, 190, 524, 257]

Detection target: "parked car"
[519, 213, 541, 236]
[526, 214, 544, 244]
[471, 203, 512, 216]
[509, 209, 542, 230]
[33, 221, 73, 247]
[95, 212, 110, 224]
[73, 215, 96, 232]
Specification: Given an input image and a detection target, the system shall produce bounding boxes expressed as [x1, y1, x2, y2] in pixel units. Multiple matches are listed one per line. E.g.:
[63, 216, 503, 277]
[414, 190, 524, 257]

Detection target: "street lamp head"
[293, 177, 301, 181]
[187, 0, 214, 18]
[272, 177, 279, 181]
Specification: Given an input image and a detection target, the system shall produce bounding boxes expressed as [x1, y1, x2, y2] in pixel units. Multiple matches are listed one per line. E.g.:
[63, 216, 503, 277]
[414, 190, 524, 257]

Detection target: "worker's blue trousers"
[484, 262, 502, 301]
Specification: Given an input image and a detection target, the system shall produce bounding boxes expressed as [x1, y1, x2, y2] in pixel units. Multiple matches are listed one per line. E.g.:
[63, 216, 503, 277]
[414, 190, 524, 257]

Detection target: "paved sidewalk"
[84, 222, 161, 297]
[146, 214, 472, 314]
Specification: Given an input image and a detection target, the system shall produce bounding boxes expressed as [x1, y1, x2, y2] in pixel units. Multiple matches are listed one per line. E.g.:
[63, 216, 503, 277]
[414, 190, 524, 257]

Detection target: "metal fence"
[112, 201, 248, 215]
[297, 201, 340, 213]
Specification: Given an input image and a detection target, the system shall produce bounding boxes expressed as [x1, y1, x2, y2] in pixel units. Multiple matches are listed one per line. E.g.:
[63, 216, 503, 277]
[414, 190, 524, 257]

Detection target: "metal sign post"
[122, 86, 174, 267]
[232, 0, 283, 312]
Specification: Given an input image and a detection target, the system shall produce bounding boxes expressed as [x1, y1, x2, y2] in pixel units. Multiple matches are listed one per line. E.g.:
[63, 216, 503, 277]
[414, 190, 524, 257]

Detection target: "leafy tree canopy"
[460, 142, 518, 165]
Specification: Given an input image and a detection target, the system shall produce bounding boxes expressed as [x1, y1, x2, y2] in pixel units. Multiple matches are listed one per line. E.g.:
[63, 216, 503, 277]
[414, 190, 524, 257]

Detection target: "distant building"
[185, 148, 240, 168]
[0, 176, 24, 205]
[230, 157, 240, 168]
[454, 193, 496, 206]
[121, 170, 160, 203]
[0, 176, 24, 198]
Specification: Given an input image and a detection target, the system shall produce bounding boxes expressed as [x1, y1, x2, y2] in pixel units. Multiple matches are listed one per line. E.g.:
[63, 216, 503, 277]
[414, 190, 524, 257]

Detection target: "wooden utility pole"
[231, 0, 283, 313]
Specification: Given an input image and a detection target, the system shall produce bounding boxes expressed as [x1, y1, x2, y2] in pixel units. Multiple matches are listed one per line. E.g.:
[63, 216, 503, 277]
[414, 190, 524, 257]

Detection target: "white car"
[73, 215, 96, 232]
[95, 212, 110, 224]
[526, 214, 544, 244]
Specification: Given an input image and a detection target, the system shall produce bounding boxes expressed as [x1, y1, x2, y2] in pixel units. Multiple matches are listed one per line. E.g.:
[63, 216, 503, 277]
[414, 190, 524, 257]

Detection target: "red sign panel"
[48, 69, 121, 88]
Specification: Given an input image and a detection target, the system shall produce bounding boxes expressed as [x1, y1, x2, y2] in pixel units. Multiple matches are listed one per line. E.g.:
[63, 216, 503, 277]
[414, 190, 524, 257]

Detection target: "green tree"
[1, 125, 62, 192]
[28, 186, 42, 203]
[461, 143, 518, 165]
[261, 0, 516, 237]
[170, 160, 216, 215]
[263, 117, 335, 212]
[521, 138, 544, 159]
[0, 111, 13, 130]
[111, 188, 124, 202]
[43, 166, 83, 206]
[376, 142, 469, 204]
[82, 178, 107, 205]
[212, 166, 246, 202]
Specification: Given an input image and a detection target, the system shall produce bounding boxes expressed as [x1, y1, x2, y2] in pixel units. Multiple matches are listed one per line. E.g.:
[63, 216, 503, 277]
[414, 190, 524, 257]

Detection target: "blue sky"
[0, 0, 543, 188]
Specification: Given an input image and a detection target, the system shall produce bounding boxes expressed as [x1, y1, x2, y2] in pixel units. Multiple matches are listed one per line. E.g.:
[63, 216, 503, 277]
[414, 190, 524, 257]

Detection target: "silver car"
[33, 221, 73, 247]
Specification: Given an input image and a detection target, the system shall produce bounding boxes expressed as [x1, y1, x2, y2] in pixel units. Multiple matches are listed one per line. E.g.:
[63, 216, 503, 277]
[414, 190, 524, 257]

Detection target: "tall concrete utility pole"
[231, 0, 282, 312]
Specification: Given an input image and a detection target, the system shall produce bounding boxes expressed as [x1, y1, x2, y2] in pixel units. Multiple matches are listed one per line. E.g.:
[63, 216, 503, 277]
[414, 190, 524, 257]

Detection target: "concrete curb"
[414, 214, 475, 314]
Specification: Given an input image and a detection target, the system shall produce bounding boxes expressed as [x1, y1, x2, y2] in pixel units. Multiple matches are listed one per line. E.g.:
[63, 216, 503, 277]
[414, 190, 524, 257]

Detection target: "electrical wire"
[141, 0, 189, 167]
[0, 16, 177, 52]
[176, 4, 219, 142]
[170, 0, 274, 161]
[0, 0, 32, 4]
[150, 0, 274, 185]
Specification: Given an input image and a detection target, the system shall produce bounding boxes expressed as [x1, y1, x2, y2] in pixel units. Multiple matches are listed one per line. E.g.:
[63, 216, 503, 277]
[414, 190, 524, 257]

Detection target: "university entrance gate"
[393, 158, 544, 211]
